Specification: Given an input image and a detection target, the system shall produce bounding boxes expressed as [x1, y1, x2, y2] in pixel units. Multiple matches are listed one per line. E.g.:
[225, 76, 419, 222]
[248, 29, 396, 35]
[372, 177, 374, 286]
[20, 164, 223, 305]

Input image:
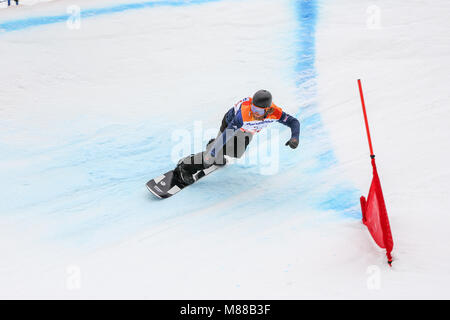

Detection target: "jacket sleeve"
[208, 109, 244, 158]
[278, 112, 300, 140]
[219, 107, 236, 133]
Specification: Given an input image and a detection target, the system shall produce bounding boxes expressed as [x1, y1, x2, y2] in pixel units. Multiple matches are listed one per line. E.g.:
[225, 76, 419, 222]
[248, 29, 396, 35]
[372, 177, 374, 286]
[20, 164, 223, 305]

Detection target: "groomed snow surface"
[1, 0, 449, 299]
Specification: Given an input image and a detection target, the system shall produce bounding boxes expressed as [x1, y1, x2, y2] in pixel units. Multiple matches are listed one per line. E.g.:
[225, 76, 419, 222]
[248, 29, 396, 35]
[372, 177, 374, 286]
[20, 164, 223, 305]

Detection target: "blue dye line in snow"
[295, 0, 360, 216]
[0, 0, 220, 32]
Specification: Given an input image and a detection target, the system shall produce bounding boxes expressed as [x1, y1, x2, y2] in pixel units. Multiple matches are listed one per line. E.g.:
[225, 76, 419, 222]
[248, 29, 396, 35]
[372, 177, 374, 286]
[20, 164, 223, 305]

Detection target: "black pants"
[214, 111, 254, 158]
[179, 115, 253, 173]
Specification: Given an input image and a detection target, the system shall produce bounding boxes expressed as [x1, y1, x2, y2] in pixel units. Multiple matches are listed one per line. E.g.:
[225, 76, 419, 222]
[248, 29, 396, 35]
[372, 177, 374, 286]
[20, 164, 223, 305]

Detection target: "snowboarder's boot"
[173, 161, 196, 186]
[213, 155, 227, 167]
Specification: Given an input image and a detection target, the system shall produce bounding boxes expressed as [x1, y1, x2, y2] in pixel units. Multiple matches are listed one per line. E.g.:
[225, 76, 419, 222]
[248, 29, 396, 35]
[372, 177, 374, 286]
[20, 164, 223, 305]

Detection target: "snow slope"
[0, 0, 449, 299]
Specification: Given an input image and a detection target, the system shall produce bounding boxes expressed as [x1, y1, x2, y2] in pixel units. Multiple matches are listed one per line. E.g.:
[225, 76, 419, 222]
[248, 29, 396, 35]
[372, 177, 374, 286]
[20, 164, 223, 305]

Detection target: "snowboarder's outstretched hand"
[285, 137, 299, 149]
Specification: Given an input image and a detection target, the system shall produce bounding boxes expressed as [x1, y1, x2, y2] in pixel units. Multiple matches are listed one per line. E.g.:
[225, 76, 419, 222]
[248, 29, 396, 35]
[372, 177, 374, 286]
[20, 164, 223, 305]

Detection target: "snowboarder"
[174, 89, 300, 185]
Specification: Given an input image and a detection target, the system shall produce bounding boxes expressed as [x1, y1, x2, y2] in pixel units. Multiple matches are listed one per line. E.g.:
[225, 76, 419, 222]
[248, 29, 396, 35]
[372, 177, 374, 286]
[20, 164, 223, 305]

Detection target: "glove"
[285, 137, 299, 149]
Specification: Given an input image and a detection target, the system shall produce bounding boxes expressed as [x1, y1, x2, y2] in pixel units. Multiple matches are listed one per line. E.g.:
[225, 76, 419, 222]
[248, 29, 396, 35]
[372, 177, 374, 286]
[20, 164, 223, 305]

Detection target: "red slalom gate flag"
[357, 79, 394, 265]
[360, 158, 394, 265]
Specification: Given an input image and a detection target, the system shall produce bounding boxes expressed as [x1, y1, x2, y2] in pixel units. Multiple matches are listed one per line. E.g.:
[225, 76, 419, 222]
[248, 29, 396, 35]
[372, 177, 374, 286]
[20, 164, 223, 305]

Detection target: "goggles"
[251, 104, 267, 116]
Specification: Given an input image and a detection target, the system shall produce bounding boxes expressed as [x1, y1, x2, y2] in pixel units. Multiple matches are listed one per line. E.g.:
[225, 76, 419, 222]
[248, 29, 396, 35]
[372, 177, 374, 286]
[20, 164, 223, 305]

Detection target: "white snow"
[0, 0, 449, 299]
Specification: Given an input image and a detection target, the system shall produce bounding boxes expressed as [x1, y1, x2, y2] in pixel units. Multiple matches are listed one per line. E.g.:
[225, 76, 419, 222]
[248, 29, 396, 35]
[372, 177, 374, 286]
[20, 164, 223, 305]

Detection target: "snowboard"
[146, 164, 222, 199]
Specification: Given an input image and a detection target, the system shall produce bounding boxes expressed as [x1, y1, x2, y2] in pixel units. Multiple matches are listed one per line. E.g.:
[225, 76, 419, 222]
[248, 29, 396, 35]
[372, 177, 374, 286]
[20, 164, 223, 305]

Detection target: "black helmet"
[252, 90, 272, 108]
